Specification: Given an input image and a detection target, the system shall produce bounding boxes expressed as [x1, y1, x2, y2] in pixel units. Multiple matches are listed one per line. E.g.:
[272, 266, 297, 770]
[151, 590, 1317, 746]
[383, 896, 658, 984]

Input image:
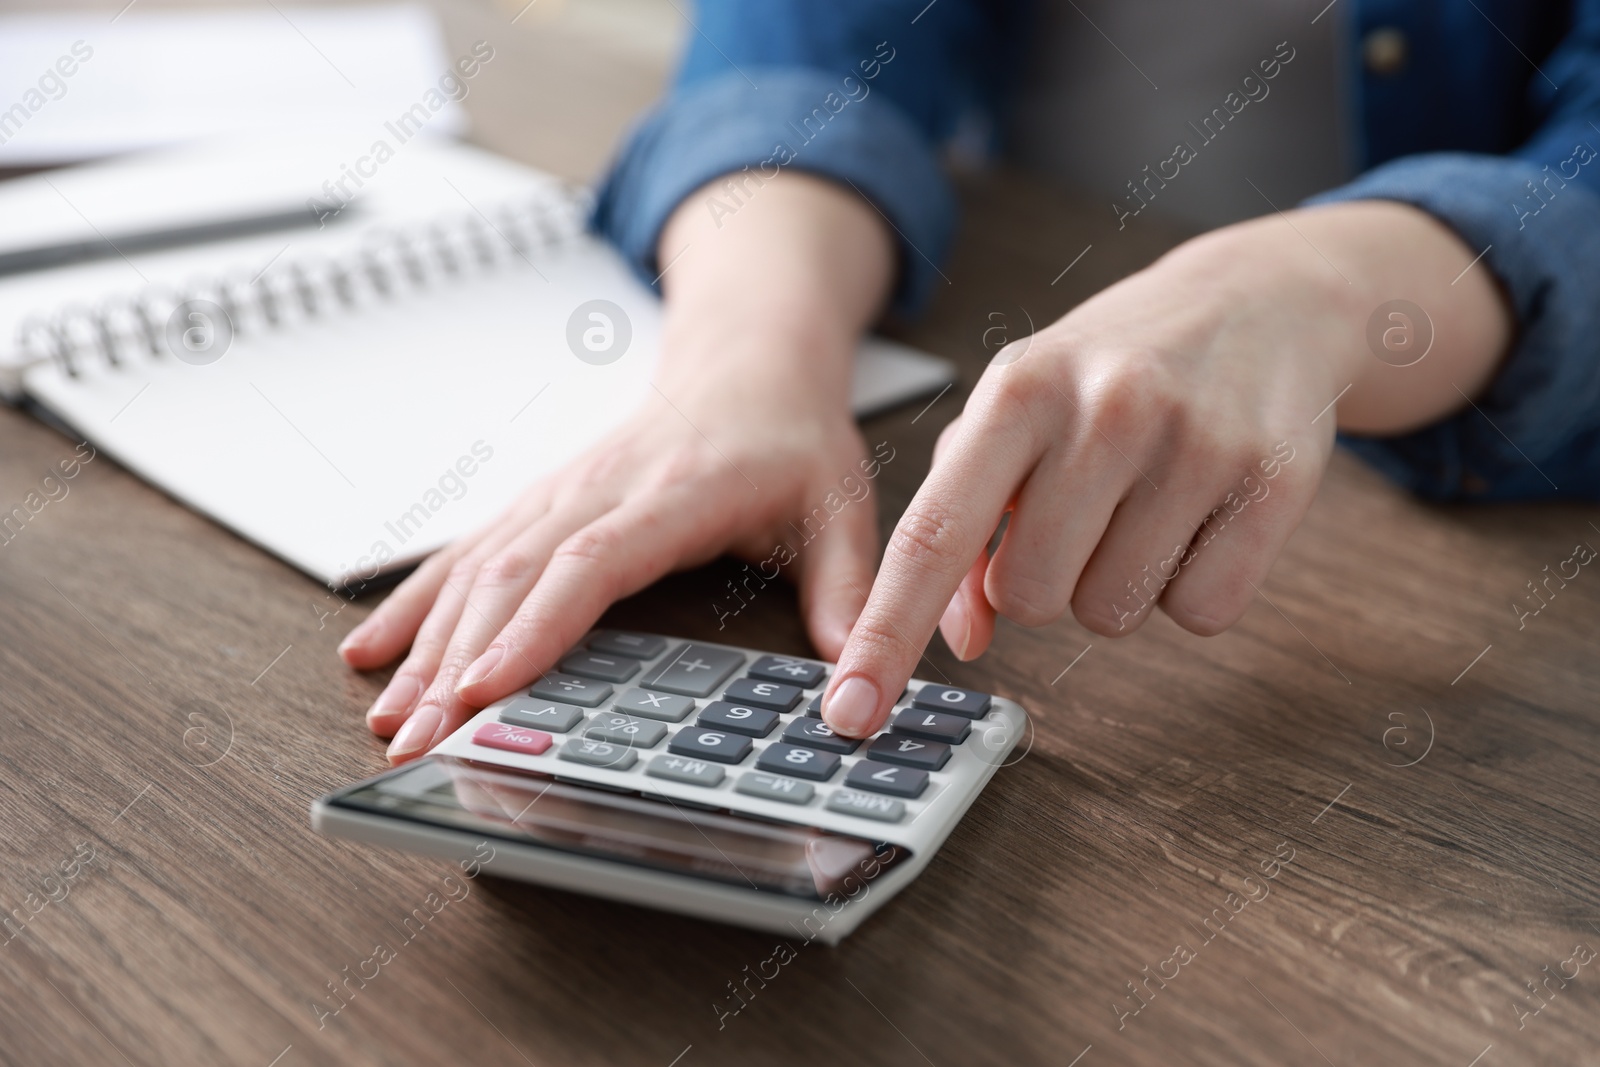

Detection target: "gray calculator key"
[667, 727, 753, 764]
[697, 700, 779, 737]
[890, 706, 971, 745]
[781, 717, 861, 754]
[736, 772, 814, 805]
[612, 688, 695, 722]
[805, 693, 823, 717]
[911, 684, 992, 718]
[583, 711, 667, 748]
[559, 652, 641, 684]
[826, 789, 906, 822]
[642, 644, 745, 697]
[557, 736, 638, 770]
[866, 733, 951, 770]
[756, 743, 840, 781]
[845, 759, 929, 798]
[588, 630, 667, 659]
[529, 672, 613, 708]
[646, 754, 725, 787]
[746, 655, 826, 688]
[722, 677, 802, 712]
[498, 698, 586, 734]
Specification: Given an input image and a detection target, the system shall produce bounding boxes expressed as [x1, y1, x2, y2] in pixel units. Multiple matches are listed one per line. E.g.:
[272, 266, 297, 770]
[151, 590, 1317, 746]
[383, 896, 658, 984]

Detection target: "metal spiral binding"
[25, 188, 588, 380]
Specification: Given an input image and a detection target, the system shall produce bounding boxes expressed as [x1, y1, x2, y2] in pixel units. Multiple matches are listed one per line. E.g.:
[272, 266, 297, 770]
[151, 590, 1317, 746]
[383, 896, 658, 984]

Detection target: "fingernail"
[823, 675, 881, 737]
[940, 595, 972, 660]
[367, 675, 421, 722]
[456, 646, 504, 692]
[387, 702, 442, 762]
[339, 618, 378, 657]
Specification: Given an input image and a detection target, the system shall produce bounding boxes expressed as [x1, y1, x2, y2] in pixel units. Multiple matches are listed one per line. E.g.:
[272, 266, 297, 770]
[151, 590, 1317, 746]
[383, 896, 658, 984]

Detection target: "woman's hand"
[820, 200, 1513, 737]
[340, 170, 897, 763]
[340, 379, 880, 763]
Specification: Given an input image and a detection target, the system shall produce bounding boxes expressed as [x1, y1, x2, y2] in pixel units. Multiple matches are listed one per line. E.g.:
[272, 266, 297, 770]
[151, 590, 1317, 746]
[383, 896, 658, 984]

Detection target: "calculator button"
[558, 736, 637, 770]
[781, 717, 861, 754]
[722, 677, 802, 712]
[736, 772, 814, 805]
[583, 712, 668, 748]
[646, 754, 725, 787]
[612, 688, 695, 722]
[642, 644, 745, 697]
[755, 743, 841, 781]
[890, 707, 971, 745]
[866, 733, 951, 770]
[529, 672, 613, 707]
[498, 698, 586, 734]
[825, 789, 906, 823]
[588, 630, 667, 659]
[845, 760, 929, 798]
[559, 652, 641, 684]
[667, 727, 753, 764]
[472, 722, 553, 756]
[746, 655, 826, 688]
[697, 701, 779, 737]
[804, 693, 823, 717]
[912, 684, 991, 718]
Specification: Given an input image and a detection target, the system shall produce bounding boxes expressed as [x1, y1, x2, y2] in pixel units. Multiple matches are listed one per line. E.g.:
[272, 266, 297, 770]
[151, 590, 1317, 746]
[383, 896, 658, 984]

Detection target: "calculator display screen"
[333, 757, 905, 900]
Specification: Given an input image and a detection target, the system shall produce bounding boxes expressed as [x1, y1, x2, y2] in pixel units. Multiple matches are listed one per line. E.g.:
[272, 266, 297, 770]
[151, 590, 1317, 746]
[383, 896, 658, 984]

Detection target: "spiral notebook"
[0, 135, 955, 587]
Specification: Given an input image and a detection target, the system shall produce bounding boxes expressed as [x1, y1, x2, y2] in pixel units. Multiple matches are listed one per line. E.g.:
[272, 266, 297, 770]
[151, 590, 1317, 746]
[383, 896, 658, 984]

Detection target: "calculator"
[312, 632, 1027, 943]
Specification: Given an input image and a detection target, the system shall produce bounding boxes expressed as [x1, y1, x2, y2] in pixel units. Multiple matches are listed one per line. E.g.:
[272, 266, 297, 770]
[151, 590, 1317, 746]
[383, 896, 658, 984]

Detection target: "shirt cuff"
[591, 67, 955, 315]
[1305, 152, 1600, 500]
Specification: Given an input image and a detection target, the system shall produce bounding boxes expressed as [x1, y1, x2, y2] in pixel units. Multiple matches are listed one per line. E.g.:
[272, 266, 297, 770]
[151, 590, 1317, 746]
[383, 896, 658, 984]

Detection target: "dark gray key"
[584, 711, 667, 748]
[612, 687, 695, 722]
[736, 772, 814, 805]
[697, 700, 778, 738]
[722, 677, 802, 712]
[642, 644, 745, 697]
[498, 697, 586, 734]
[646, 753, 725, 787]
[912, 684, 991, 718]
[825, 789, 906, 822]
[755, 743, 840, 782]
[667, 727, 752, 764]
[560, 652, 641, 684]
[845, 759, 929, 798]
[781, 716, 861, 754]
[529, 672, 613, 707]
[557, 736, 637, 770]
[588, 630, 667, 659]
[891, 706, 971, 745]
[746, 655, 826, 688]
[867, 733, 951, 770]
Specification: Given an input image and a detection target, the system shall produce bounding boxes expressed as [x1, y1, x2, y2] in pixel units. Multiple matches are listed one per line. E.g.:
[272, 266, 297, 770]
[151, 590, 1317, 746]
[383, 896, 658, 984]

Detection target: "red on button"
[472, 722, 553, 756]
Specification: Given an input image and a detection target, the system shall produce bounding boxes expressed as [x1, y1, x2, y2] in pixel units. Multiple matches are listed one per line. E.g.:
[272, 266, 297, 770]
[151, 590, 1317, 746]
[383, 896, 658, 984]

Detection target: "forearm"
[654, 172, 895, 409]
[1169, 200, 1514, 436]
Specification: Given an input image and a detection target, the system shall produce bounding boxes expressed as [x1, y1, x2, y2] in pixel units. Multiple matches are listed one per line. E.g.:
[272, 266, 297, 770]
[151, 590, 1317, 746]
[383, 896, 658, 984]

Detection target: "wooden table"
[3, 3, 1598, 1064]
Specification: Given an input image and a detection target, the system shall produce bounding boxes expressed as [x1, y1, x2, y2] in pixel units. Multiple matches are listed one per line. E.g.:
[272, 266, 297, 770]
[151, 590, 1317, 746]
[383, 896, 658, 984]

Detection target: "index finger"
[821, 389, 1037, 737]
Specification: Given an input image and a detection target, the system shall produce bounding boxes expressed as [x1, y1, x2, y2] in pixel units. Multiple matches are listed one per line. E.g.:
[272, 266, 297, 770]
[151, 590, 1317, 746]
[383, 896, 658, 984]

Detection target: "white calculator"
[312, 632, 1027, 943]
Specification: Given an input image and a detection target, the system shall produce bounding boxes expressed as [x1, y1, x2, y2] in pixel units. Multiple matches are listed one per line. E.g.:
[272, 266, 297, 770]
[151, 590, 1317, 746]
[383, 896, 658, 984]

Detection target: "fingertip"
[386, 702, 442, 764]
[821, 674, 884, 738]
[455, 645, 506, 696]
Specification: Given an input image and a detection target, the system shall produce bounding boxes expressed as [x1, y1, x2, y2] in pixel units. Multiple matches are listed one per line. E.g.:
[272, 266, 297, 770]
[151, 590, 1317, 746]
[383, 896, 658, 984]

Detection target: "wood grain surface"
[1, 3, 1596, 1065]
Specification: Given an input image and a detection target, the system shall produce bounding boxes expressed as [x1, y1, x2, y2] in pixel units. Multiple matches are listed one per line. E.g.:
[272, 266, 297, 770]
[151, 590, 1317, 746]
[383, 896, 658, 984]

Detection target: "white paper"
[0, 4, 466, 165]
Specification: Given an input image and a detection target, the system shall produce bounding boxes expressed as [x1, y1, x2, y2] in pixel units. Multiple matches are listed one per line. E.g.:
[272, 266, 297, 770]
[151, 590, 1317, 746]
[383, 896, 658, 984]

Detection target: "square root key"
[746, 655, 826, 688]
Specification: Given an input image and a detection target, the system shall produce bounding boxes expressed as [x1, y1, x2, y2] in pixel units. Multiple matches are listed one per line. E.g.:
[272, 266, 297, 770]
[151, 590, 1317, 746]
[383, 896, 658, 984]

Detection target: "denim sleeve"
[591, 0, 1012, 315]
[1305, 5, 1600, 500]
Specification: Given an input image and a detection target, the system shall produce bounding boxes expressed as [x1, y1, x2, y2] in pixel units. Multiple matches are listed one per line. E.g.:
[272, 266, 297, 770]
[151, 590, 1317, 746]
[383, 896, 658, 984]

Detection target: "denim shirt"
[594, 1, 1600, 501]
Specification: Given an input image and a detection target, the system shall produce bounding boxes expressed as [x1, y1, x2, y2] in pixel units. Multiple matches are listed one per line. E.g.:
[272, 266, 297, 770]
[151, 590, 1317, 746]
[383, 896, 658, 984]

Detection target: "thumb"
[794, 485, 880, 660]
